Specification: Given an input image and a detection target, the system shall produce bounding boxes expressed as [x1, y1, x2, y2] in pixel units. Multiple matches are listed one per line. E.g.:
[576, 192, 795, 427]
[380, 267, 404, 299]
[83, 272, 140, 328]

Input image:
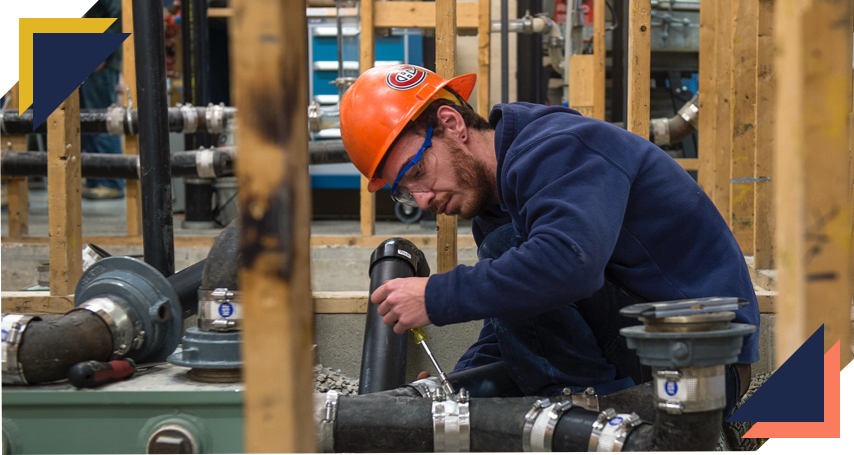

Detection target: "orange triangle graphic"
[743, 342, 840, 438]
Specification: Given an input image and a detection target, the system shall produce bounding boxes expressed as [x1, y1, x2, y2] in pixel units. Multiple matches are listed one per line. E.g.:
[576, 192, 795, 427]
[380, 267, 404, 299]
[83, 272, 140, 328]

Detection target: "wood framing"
[435, 0, 459, 273]
[753, 0, 775, 269]
[712, 0, 733, 222]
[122, 0, 142, 237]
[0, 292, 75, 314]
[729, 0, 758, 254]
[373, 1, 478, 29]
[593, 0, 606, 121]
[359, 0, 377, 238]
[313, 291, 369, 313]
[773, 0, 853, 367]
[477, 0, 490, 117]
[229, 0, 315, 450]
[46, 91, 83, 298]
[626, 0, 651, 138]
[697, 0, 716, 197]
[4, 84, 30, 238]
[569, 55, 596, 117]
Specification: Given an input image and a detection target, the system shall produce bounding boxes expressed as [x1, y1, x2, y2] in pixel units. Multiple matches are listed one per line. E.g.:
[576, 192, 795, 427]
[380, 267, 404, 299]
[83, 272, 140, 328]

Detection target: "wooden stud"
[477, 0, 491, 117]
[697, 0, 717, 197]
[712, 0, 734, 222]
[47, 90, 83, 298]
[435, 0, 458, 273]
[0, 292, 75, 314]
[729, 0, 758, 254]
[359, 0, 376, 238]
[208, 7, 233, 18]
[674, 158, 700, 171]
[313, 291, 369, 314]
[373, 1, 478, 29]
[122, 0, 142, 237]
[593, 0, 606, 121]
[569, 55, 596, 117]
[753, 0, 775, 270]
[626, 0, 651, 138]
[4, 84, 30, 238]
[773, 0, 853, 367]
[229, 0, 315, 451]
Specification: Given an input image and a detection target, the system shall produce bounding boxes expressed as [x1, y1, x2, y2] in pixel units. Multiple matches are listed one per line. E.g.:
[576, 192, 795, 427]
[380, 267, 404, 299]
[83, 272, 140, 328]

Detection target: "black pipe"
[623, 410, 722, 451]
[133, 0, 174, 278]
[182, 0, 215, 227]
[1, 107, 231, 135]
[201, 219, 241, 291]
[516, 0, 543, 103]
[364, 361, 524, 399]
[168, 259, 207, 320]
[16, 311, 113, 384]
[1, 149, 235, 179]
[359, 238, 431, 394]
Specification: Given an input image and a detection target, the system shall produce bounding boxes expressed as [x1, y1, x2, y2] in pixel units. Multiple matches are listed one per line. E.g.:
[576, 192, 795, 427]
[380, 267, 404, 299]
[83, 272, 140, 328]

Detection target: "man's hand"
[372, 277, 431, 334]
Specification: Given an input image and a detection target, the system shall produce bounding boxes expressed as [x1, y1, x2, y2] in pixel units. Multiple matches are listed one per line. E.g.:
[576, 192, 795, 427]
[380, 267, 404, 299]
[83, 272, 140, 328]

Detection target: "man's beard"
[430, 142, 497, 220]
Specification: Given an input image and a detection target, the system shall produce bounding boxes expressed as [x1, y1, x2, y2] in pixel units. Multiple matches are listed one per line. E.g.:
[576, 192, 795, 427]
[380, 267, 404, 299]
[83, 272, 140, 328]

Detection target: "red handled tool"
[67, 359, 164, 388]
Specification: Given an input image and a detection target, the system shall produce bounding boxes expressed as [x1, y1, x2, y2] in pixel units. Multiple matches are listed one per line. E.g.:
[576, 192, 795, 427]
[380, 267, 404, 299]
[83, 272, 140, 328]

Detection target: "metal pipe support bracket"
[593, 413, 642, 452]
[432, 387, 471, 452]
[1, 314, 41, 384]
[318, 390, 339, 453]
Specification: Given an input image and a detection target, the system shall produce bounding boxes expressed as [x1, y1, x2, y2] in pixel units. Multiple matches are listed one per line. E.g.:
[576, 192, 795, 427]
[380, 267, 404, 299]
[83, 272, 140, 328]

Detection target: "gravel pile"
[715, 370, 774, 451]
[314, 364, 360, 396]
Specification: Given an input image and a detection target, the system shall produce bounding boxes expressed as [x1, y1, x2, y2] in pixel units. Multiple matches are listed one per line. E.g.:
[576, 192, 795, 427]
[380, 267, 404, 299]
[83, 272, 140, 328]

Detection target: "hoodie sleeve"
[425, 132, 633, 325]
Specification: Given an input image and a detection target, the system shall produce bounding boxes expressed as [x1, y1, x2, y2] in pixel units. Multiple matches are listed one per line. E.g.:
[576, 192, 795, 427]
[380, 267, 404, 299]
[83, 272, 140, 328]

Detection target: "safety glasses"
[390, 126, 435, 207]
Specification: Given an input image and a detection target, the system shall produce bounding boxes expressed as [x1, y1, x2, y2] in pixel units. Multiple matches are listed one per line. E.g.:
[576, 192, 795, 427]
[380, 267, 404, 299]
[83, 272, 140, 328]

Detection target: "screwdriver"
[67, 359, 163, 388]
[409, 327, 455, 396]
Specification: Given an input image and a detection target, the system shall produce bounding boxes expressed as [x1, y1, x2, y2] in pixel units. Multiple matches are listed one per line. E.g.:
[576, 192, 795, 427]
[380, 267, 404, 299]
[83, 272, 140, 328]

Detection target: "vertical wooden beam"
[122, 0, 142, 237]
[477, 0, 491, 117]
[359, 0, 376, 238]
[753, 0, 775, 269]
[4, 83, 29, 238]
[626, 0, 651, 138]
[230, 0, 315, 451]
[592, 0, 606, 121]
[729, 0, 758, 254]
[47, 90, 83, 297]
[712, 0, 734, 222]
[436, 0, 458, 273]
[773, 0, 853, 367]
[697, 0, 717, 197]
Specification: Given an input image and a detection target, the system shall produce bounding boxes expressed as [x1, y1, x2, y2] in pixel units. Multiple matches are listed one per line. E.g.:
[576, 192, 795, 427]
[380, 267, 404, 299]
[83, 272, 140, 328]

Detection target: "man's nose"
[414, 191, 434, 211]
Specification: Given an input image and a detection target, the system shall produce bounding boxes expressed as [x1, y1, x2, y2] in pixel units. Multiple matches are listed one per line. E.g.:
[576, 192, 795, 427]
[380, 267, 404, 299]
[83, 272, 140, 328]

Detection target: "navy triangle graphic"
[728, 324, 824, 422]
[32, 32, 130, 130]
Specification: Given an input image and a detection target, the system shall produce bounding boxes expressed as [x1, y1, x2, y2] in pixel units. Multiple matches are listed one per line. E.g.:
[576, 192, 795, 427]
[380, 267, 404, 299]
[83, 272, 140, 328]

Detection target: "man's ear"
[436, 105, 466, 142]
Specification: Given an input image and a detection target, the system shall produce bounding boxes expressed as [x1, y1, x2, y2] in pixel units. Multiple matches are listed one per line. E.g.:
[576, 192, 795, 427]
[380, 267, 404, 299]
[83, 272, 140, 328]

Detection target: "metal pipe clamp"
[591, 412, 641, 452]
[678, 101, 700, 129]
[522, 398, 551, 452]
[654, 366, 726, 414]
[587, 408, 617, 452]
[180, 103, 199, 134]
[106, 104, 126, 136]
[205, 103, 226, 134]
[198, 288, 243, 332]
[528, 399, 572, 452]
[432, 387, 471, 452]
[2, 314, 41, 384]
[195, 149, 217, 178]
[318, 390, 339, 453]
[409, 376, 444, 397]
[77, 297, 139, 356]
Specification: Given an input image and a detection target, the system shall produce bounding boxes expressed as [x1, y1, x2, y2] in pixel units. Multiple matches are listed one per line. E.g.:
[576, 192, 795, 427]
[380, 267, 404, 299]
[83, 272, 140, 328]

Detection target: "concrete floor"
[1, 187, 776, 381]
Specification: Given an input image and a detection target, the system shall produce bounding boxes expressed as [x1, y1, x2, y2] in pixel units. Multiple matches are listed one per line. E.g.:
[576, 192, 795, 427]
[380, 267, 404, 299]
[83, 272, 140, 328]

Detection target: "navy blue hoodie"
[424, 103, 760, 366]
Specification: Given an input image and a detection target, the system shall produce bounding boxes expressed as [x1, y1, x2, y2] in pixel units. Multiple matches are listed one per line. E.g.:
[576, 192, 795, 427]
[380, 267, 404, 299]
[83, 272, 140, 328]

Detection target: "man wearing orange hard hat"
[340, 64, 759, 416]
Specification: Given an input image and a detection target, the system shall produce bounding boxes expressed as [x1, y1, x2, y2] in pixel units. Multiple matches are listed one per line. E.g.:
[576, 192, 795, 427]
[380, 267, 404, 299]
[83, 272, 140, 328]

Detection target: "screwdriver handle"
[68, 359, 137, 388]
[409, 327, 428, 344]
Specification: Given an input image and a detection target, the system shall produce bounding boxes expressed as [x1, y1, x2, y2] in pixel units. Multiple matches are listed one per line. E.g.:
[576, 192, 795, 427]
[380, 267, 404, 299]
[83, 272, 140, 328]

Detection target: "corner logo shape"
[9, 11, 129, 130]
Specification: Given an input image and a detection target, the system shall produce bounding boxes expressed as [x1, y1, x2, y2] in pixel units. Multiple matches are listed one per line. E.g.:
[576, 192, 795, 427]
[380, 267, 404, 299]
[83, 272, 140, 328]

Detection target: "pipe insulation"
[0, 105, 236, 135]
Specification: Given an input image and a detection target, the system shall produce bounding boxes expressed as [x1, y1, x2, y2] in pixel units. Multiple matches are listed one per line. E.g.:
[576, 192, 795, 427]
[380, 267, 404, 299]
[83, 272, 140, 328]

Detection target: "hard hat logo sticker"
[386, 66, 428, 91]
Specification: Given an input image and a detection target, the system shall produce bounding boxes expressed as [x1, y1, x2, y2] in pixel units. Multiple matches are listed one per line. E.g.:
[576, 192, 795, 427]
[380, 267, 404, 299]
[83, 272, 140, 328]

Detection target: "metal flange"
[74, 256, 182, 364]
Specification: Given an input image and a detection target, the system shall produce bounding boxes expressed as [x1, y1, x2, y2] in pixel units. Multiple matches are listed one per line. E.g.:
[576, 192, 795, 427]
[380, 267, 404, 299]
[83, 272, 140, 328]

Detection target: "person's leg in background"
[81, 67, 124, 199]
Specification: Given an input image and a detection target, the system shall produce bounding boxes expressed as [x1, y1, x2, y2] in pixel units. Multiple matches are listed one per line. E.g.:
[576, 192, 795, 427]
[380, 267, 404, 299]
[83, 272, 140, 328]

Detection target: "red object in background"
[164, 2, 182, 79]
[554, 0, 567, 23]
[555, 0, 595, 25]
[581, 0, 594, 26]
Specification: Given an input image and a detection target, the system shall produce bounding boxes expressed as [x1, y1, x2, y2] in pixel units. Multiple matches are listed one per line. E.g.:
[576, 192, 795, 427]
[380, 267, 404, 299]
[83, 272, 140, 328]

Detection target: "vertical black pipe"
[516, 0, 543, 103]
[500, 0, 509, 103]
[133, 0, 175, 277]
[359, 239, 430, 394]
[611, 0, 628, 124]
[182, 0, 215, 226]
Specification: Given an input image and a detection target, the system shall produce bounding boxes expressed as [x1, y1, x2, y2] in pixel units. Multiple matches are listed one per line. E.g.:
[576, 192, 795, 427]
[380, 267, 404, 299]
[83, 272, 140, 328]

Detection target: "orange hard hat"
[340, 64, 477, 192]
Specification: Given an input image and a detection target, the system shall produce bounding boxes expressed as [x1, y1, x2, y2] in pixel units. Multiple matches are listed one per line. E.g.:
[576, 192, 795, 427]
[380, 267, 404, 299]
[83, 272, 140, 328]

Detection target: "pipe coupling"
[522, 398, 551, 452]
[318, 390, 339, 453]
[195, 149, 217, 178]
[198, 288, 242, 332]
[651, 117, 671, 146]
[409, 376, 444, 397]
[205, 103, 226, 134]
[1, 314, 42, 384]
[677, 96, 700, 129]
[432, 387, 470, 452]
[77, 297, 139, 357]
[180, 103, 199, 134]
[654, 365, 726, 414]
[525, 399, 573, 452]
[82, 243, 111, 274]
[592, 412, 642, 452]
[587, 408, 618, 452]
[308, 102, 322, 133]
[106, 105, 126, 136]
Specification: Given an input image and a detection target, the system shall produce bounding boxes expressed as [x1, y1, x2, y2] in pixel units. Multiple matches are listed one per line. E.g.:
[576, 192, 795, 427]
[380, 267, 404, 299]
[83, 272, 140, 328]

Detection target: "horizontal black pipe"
[1, 106, 232, 135]
[16, 310, 113, 384]
[168, 259, 207, 320]
[1, 150, 234, 179]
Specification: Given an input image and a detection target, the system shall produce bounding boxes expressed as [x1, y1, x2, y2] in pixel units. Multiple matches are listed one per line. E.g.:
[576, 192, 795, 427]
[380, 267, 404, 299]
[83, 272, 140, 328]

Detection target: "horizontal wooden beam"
[208, 7, 233, 18]
[754, 288, 776, 314]
[1, 292, 74, 314]
[313, 291, 369, 313]
[1, 235, 215, 248]
[373, 1, 478, 29]
[674, 158, 700, 171]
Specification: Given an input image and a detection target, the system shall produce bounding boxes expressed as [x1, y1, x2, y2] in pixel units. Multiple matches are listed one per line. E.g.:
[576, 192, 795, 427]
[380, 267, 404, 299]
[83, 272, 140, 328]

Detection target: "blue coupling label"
[218, 302, 234, 318]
